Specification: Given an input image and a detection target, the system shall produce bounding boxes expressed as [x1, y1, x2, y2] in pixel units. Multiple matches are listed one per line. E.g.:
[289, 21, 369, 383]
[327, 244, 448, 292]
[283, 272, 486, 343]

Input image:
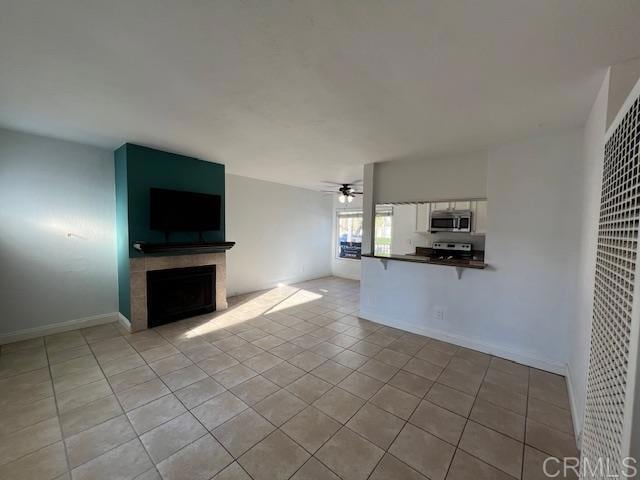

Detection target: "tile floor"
[0, 277, 579, 480]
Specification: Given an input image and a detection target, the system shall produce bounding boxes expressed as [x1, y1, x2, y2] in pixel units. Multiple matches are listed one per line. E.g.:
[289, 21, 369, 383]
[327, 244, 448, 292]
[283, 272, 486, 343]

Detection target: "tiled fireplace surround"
[128, 253, 228, 332]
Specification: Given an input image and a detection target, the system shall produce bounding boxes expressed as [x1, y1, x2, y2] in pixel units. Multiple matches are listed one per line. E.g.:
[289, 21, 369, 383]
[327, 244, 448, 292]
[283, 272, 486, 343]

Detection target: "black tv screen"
[150, 188, 221, 231]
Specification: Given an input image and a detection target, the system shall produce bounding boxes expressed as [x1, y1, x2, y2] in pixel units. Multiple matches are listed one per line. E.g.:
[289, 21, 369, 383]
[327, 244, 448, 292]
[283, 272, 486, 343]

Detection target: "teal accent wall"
[113, 143, 225, 319]
[114, 145, 130, 319]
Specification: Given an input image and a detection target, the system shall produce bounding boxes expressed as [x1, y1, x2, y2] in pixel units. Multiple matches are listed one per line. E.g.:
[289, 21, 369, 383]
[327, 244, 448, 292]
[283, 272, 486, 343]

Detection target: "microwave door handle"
[453, 217, 459, 231]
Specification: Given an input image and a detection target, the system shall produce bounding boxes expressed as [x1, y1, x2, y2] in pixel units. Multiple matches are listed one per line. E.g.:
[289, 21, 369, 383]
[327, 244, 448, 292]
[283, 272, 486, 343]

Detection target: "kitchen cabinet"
[472, 200, 488, 234]
[415, 204, 430, 232]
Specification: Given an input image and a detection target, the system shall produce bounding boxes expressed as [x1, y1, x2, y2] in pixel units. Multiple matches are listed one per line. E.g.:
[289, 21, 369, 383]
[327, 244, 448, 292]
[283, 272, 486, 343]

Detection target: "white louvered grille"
[582, 94, 640, 478]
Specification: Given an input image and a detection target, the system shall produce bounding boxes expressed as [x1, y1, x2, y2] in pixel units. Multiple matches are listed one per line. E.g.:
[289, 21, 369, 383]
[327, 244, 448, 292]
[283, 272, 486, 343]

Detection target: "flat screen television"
[150, 188, 221, 231]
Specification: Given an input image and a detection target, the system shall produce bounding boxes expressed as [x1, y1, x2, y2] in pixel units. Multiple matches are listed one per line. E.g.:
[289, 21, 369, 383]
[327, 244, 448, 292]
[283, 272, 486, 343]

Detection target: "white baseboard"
[227, 271, 333, 297]
[359, 308, 567, 375]
[118, 313, 132, 333]
[565, 364, 583, 447]
[0, 312, 119, 345]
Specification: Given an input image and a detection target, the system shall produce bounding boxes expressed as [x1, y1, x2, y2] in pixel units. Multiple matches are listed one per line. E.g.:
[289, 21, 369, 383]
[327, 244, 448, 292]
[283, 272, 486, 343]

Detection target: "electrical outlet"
[434, 307, 446, 322]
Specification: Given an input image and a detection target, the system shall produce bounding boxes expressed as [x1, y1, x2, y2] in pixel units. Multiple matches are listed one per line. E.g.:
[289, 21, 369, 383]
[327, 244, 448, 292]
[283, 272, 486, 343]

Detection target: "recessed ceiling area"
[1, 0, 639, 189]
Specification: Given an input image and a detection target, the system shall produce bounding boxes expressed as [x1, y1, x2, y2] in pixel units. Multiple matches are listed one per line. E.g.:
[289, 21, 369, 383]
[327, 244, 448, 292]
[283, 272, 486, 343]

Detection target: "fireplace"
[146, 265, 216, 328]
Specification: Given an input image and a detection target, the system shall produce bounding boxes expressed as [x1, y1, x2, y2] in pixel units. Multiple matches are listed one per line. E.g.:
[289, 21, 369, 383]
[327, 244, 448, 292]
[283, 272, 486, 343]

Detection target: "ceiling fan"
[321, 181, 363, 204]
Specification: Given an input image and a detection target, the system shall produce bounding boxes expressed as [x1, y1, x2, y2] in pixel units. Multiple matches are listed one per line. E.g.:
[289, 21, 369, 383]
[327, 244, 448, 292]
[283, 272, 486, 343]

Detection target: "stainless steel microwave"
[430, 210, 472, 233]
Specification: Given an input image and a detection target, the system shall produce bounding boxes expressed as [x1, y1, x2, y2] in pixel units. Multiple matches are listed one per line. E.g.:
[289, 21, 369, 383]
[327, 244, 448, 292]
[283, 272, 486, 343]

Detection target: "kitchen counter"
[361, 253, 487, 270]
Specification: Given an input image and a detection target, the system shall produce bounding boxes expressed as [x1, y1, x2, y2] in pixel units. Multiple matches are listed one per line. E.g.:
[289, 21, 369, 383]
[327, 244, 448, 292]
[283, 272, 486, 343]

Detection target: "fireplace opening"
[147, 265, 215, 328]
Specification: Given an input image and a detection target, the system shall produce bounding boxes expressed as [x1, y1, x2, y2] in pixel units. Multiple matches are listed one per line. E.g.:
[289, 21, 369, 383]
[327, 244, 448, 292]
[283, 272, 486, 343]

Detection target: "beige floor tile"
[437, 368, 482, 395]
[198, 353, 240, 376]
[269, 342, 305, 360]
[313, 386, 365, 424]
[148, 353, 193, 376]
[337, 371, 384, 400]
[370, 384, 420, 420]
[490, 357, 530, 379]
[60, 394, 122, 438]
[0, 396, 57, 436]
[447, 449, 516, 480]
[388, 370, 432, 398]
[357, 359, 399, 382]
[82, 323, 122, 343]
[116, 378, 171, 412]
[161, 364, 208, 391]
[389, 423, 455, 480]
[484, 368, 528, 396]
[0, 441, 67, 480]
[50, 355, 98, 379]
[369, 453, 428, 480]
[374, 348, 411, 368]
[409, 400, 466, 445]
[139, 343, 180, 363]
[333, 350, 369, 369]
[181, 343, 224, 363]
[281, 406, 341, 453]
[529, 370, 570, 410]
[316, 427, 384, 480]
[0, 416, 61, 466]
[135, 468, 162, 480]
[55, 379, 112, 414]
[291, 335, 324, 350]
[477, 381, 527, 416]
[127, 394, 186, 434]
[214, 462, 252, 480]
[310, 342, 345, 358]
[192, 391, 248, 430]
[0, 351, 47, 379]
[175, 377, 226, 409]
[214, 336, 250, 352]
[286, 373, 333, 403]
[100, 353, 146, 377]
[71, 438, 153, 480]
[65, 414, 136, 467]
[312, 360, 353, 385]
[228, 344, 265, 362]
[289, 351, 327, 372]
[238, 430, 310, 480]
[459, 421, 523, 478]
[212, 408, 274, 457]
[414, 345, 454, 367]
[47, 345, 92, 365]
[242, 352, 283, 373]
[525, 418, 578, 459]
[470, 398, 526, 441]
[346, 403, 405, 449]
[349, 341, 383, 357]
[522, 445, 578, 480]
[0, 337, 44, 354]
[262, 361, 305, 387]
[527, 398, 574, 436]
[230, 375, 280, 406]
[108, 365, 157, 392]
[213, 364, 258, 389]
[425, 383, 475, 417]
[291, 457, 340, 480]
[252, 335, 286, 351]
[140, 412, 207, 463]
[254, 389, 307, 426]
[53, 366, 104, 394]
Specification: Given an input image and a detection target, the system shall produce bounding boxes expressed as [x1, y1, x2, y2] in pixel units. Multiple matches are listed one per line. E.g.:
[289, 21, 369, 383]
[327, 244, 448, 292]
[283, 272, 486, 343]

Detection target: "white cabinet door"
[415, 203, 430, 232]
[473, 200, 488, 234]
[452, 200, 471, 210]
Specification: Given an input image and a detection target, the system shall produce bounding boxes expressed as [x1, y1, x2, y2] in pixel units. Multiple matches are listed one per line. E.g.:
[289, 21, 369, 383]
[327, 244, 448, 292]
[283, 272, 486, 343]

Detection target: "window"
[336, 210, 362, 259]
[374, 206, 393, 255]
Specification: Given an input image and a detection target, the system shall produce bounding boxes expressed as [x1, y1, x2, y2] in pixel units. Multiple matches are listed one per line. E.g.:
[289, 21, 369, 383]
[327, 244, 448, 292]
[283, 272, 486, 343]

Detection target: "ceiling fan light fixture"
[338, 194, 347, 203]
[347, 194, 354, 203]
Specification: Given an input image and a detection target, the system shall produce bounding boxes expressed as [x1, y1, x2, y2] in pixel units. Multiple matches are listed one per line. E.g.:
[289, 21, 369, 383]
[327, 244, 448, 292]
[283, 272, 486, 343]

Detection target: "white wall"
[361, 129, 583, 374]
[567, 72, 609, 438]
[373, 150, 488, 204]
[332, 194, 362, 281]
[0, 129, 118, 340]
[225, 174, 333, 295]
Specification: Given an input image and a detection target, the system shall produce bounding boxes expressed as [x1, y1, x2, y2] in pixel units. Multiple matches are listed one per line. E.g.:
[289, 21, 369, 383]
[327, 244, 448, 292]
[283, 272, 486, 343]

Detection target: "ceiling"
[1, 0, 639, 190]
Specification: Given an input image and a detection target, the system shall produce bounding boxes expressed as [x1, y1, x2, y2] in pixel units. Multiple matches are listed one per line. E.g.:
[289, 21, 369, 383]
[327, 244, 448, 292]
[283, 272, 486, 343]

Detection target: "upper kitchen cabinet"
[416, 203, 430, 232]
[472, 200, 488, 234]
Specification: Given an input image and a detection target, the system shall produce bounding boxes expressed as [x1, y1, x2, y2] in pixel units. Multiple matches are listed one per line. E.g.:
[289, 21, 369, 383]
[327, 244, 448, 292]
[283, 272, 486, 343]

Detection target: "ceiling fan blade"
[320, 181, 344, 185]
[351, 191, 364, 195]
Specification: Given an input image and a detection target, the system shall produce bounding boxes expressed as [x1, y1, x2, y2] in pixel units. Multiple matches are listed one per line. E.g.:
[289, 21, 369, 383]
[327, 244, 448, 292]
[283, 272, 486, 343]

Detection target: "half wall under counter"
[358, 255, 565, 375]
